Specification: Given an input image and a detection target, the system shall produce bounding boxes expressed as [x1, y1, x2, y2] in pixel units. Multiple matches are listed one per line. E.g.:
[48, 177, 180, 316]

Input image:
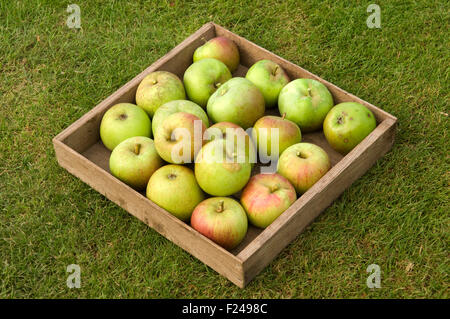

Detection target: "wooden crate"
[53, 22, 397, 288]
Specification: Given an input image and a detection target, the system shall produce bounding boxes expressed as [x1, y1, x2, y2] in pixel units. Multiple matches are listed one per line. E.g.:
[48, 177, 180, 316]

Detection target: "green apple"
[147, 165, 204, 221]
[154, 112, 206, 164]
[195, 139, 252, 196]
[207, 77, 265, 129]
[278, 78, 334, 132]
[193, 36, 240, 72]
[205, 122, 256, 165]
[152, 100, 209, 136]
[100, 103, 151, 151]
[190, 197, 248, 250]
[252, 114, 302, 160]
[277, 143, 330, 194]
[245, 60, 290, 108]
[241, 173, 297, 228]
[323, 102, 377, 154]
[183, 58, 232, 108]
[109, 136, 163, 190]
[135, 71, 185, 117]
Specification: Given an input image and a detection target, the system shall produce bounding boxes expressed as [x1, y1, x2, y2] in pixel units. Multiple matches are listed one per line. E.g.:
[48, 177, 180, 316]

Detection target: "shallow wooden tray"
[53, 22, 397, 288]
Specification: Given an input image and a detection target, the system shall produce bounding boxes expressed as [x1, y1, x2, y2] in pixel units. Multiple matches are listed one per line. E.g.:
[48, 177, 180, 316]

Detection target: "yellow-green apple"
[190, 197, 248, 250]
[240, 173, 297, 228]
[252, 114, 302, 161]
[183, 58, 232, 108]
[204, 122, 256, 165]
[152, 100, 209, 136]
[193, 37, 240, 72]
[323, 102, 377, 154]
[277, 143, 330, 194]
[195, 139, 252, 196]
[245, 60, 290, 108]
[100, 103, 151, 151]
[109, 136, 163, 190]
[147, 165, 204, 221]
[154, 112, 206, 164]
[207, 77, 265, 129]
[135, 71, 185, 117]
[278, 78, 334, 132]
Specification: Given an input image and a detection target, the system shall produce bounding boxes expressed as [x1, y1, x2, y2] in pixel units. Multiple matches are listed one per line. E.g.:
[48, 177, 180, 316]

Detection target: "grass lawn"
[0, 0, 448, 298]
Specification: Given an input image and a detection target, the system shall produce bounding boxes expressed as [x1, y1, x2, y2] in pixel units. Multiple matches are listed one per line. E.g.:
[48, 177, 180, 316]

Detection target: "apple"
[152, 100, 209, 136]
[252, 114, 302, 160]
[241, 173, 297, 228]
[323, 102, 377, 154]
[109, 136, 163, 190]
[195, 139, 252, 196]
[205, 122, 256, 165]
[183, 58, 232, 108]
[147, 165, 204, 221]
[135, 71, 186, 117]
[154, 112, 206, 164]
[277, 142, 330, 194]
[193, 36, 240, 72]
[245, 60, 290, 108]
[207, 77, 265, 129]
[190, 197, 248, 250]
[100, 103, 151, 151]
[278, 78, 334, 132]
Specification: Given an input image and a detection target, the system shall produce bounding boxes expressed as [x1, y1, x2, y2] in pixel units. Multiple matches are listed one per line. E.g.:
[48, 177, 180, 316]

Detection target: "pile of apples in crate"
[99, 37, 376, 250]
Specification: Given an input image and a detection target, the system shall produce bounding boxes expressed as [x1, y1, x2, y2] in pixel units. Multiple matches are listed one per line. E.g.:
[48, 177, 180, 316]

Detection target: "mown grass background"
[0, 0, 448, 298]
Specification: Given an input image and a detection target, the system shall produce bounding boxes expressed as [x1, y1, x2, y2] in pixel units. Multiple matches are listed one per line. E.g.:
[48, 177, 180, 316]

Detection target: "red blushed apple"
[277, 143, 331, 194]
[190, 197, 248, 250]
[241, 173, 297, 228]
[193, 37, 240, 72]
[154, 112, 206, 164]
[252, 114, 302, 160]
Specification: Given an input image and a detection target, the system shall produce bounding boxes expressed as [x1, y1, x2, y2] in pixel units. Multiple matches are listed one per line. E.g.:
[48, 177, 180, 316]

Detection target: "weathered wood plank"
[238, 118, 396, 286]
[53, 138, 246, 287]
[55, 22, 216, 153]
[213, 23, 397, 124]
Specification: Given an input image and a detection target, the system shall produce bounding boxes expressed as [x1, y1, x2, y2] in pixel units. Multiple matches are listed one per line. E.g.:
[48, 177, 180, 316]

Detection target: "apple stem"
[281, 112, 286, 120]
[217, 200, 224, 213]
[152, 79, 157, 85]
[296, 151, 307, 159]
[270, 185, 279, 193]
[272, 66, 278, 76]
[215, 82, 222, 88]
[134, 143, 141, 155]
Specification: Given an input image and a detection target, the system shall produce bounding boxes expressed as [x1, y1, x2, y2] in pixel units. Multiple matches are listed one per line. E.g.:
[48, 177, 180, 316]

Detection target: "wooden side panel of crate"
[238, 118, 396, 286]
[55, 23, 216, 154]
[53, 139, 246, 287]
[213, 23, 397, 124]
